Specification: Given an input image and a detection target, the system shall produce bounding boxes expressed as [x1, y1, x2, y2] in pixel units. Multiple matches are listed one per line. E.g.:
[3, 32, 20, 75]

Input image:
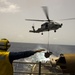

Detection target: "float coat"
[0, 50, 13, 75]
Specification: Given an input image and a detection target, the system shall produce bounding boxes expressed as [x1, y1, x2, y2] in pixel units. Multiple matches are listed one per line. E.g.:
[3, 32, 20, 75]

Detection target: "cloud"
[0, 0, 20, 13]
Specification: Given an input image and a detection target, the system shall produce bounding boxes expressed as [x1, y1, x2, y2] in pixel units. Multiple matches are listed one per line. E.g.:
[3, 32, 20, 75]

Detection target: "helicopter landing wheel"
[41, 33, 43, 35]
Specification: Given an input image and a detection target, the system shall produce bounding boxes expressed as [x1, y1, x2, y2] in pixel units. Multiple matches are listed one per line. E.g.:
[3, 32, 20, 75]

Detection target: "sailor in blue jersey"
[0, 38, 45, 75]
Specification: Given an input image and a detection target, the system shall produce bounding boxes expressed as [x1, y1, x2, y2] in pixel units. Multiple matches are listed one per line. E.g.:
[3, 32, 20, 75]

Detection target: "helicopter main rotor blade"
[42, 6, 50, 21]
[59, 18, 75, 21]
[25, 19, 48, 22]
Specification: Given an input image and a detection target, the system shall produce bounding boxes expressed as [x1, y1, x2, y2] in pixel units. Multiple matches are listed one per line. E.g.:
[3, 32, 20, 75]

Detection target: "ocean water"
[9, 42, 75, 75]
[10, 42, 75, 56]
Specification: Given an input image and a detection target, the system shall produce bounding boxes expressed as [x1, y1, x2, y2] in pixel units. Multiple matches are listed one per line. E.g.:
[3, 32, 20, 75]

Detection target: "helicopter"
[25, 6, 63, 35]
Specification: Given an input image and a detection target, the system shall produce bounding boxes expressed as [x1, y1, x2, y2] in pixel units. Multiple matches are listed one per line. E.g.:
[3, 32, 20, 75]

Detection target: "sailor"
[0, 38, 45, 75]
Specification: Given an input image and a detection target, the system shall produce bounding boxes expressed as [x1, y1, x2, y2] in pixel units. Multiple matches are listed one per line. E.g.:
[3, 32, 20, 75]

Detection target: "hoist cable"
[47, 31, 50, 50]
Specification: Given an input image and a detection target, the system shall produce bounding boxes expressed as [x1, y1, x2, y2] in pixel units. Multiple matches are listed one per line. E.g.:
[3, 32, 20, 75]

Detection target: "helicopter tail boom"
[29, 26, 40, 33]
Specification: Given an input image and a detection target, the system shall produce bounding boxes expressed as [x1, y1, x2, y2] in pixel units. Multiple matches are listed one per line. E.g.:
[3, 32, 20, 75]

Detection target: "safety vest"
[0, 50, 13, 75]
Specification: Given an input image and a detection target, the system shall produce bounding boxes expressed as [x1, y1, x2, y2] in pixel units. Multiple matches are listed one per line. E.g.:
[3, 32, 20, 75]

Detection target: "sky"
[0, 0, 75, 45]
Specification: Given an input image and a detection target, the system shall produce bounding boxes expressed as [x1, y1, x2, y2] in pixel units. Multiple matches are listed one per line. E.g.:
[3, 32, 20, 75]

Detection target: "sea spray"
[33, 46, 50, 62]
[23, 45, 50, 63]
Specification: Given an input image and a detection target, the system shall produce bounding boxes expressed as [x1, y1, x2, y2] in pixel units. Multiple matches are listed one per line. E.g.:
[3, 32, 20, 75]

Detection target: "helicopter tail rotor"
[32, 26, 35, 31]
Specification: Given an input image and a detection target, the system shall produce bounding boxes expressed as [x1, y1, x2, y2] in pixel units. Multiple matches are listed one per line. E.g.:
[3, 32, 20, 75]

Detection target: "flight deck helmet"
[0, 38, 11, 50]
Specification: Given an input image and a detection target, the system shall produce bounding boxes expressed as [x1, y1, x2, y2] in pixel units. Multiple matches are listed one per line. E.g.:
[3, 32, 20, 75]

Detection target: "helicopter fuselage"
[29, 21, 62, 33]
[41, 21, 62, 32]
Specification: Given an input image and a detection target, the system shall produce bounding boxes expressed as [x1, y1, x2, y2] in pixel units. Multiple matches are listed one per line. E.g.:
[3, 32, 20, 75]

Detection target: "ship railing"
[13, 61, 67, 75]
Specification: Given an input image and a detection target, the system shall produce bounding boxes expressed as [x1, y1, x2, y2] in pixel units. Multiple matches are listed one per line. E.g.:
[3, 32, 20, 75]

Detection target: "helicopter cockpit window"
[41, 24, 45, 29]
[50, 21, 54, 24]
[54, 22, 60, 25]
